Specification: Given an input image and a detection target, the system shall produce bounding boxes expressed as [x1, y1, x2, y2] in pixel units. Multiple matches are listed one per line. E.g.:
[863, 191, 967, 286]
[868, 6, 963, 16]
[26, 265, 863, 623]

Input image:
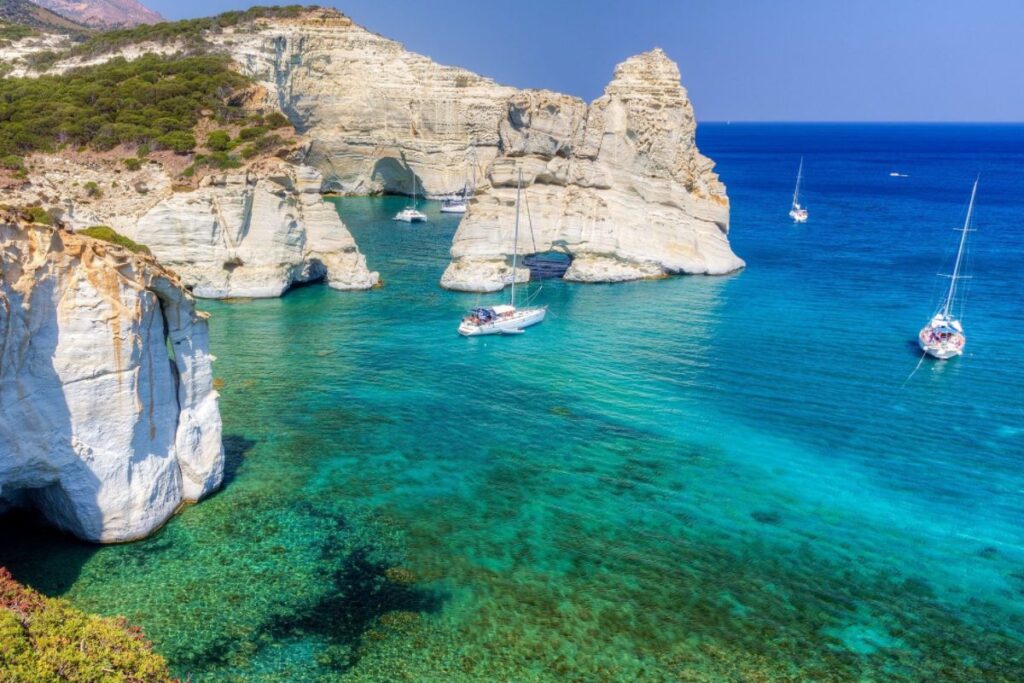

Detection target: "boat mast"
[941, 177, 978, 318]
[510, 168, 522, 307]
[792, 157, 803, 208]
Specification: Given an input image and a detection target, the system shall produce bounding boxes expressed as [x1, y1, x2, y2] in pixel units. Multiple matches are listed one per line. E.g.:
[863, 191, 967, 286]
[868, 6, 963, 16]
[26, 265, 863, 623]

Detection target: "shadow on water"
[0, 509, 99, 596]
[219, 433, 257, 489]
[268, 546, 447, 674]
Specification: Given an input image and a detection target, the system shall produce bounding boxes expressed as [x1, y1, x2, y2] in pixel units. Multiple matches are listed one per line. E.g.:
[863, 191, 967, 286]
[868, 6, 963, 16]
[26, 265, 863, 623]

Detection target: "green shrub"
[1, 154, 24, 171]
[78, 226, 151, 254]
[239, 145, 258, 159]
[24, 206, 54, 225]
[0, 568, 174, 682]
[262, 111, 292, 129]
[156, 131, 197, 154]
[181, 164, 196, 177]
[123, 157, 142, 171]
[238, 125, 268, 141]
[83, 181, 102, 197]
[205, 130, 231, 151]
[136, 143, 151, 158]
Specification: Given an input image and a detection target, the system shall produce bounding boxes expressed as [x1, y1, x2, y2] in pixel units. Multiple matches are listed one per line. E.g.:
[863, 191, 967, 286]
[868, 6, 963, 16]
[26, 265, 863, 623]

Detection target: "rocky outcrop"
[213, 11, 740, 288]
[127, 164, 379, 298]
[14, 157, 378, 298]
[214, 9, 516, 196]
[0, 219, 223, 542]
[441, 50, 743, 291]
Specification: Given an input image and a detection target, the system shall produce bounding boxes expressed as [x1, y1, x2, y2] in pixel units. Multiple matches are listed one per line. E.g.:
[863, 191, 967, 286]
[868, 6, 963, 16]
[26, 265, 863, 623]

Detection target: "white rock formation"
[441, 50, 744, 291]
[128, 164, 379, 298]
[14, 157, 378, 299]
[0, 219, 223, 542]
[213, 10, 516, 196]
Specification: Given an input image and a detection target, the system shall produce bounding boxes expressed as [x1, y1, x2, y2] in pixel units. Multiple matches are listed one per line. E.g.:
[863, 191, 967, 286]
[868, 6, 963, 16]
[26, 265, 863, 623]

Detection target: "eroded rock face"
[215, 13, 740, 288]
[441, 50, 744, 291]
[215, 10, 515, 196]
[13, 157, 379, 299]
[128, 164, 379, 298]
[0, 220, 223, 542]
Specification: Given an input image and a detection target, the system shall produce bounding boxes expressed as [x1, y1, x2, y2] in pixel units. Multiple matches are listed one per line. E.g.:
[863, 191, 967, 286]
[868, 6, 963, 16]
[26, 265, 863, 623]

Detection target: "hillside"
[31, 0, 162, 28]
[0, 0, 89, 34]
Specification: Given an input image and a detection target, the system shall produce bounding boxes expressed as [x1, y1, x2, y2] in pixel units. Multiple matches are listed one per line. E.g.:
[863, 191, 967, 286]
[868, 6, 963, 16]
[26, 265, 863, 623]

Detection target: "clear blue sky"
[146, 0, 1024, 122]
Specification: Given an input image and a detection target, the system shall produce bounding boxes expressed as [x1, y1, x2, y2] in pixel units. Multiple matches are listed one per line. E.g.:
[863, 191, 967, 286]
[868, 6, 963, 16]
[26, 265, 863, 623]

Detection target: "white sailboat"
[458, 169, 547, 336]
[441, 149, 476, 214]
[789, 156, 809, 223]
[918, 177, 978, 360]
[393, 172, 428, 223]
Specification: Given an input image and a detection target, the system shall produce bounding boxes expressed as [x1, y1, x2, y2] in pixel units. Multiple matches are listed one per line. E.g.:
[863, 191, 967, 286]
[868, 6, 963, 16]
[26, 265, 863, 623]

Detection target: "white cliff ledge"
[129, 164, 379, 298]
[441, 50, 744, 292]
[16, 157, 379, 299]
[0, 220, 224, 542]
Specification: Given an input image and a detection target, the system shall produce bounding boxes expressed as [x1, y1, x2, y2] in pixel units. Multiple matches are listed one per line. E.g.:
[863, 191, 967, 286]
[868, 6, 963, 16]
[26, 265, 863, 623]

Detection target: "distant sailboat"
[393, 172, 428, 223]
[789, 157, 809, 223]
[441, 149, 475, 214]
[918, 177, 978, 360]
[458, 169, 547, 336]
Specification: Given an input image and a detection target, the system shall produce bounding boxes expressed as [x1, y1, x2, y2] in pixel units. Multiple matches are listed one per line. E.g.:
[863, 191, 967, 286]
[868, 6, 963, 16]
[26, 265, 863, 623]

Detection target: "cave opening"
[523, 251, 572, 280]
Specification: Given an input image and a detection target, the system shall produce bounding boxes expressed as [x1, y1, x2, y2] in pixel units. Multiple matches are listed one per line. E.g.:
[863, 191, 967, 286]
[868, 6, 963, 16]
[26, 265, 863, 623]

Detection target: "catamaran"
[918, 178, 978, 360]
[458, 169, 547, 336]
[789, 157, 809, 223]
[393, 173, 428, 223]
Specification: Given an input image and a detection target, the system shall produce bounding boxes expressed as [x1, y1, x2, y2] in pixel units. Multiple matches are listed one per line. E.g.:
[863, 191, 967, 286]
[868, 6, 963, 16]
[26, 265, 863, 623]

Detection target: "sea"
[2, 123, 1023, 681]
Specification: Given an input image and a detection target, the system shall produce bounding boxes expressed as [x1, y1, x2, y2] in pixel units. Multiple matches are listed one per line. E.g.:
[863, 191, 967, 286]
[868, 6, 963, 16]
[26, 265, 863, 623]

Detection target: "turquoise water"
[3, 124, 1024, 681]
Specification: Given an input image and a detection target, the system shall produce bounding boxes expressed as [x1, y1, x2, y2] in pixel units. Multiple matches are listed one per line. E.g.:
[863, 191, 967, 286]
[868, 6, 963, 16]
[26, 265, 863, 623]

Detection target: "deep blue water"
[2, 124, 1023, 681]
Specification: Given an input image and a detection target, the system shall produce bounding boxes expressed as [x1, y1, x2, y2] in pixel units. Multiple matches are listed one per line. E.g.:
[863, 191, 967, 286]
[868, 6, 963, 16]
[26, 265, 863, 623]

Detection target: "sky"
[145, 0, 1024, 122]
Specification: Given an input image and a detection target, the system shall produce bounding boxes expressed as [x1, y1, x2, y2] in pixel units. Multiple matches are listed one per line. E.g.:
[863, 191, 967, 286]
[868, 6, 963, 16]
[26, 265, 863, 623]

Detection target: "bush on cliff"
[67, 6, 313, 59]
[0, 567, 175, 682]
[0, 54, 248, 158]
[78, 226, 151, 254]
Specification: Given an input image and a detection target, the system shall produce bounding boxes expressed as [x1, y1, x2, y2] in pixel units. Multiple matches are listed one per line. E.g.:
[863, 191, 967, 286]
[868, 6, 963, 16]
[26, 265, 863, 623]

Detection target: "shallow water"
[3, 124, 1024, 681]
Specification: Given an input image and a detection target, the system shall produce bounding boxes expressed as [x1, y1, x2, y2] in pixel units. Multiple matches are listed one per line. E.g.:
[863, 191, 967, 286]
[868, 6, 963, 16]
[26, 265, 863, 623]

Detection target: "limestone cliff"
[0, 219, 223, 542]
[213, 9, 516, 196]
[441, 50, 744, 291]
[211, 11, 741, 288]
[129, 164, 379, 298]
[15, 157, 379, 298]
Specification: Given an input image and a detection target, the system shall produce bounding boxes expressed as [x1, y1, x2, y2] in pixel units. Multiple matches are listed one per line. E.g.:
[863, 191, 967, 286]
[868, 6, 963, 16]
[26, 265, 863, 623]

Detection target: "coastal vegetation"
[78, 226, 151, 254]
[0, 567, 175, 682]
[0, 53, 249, 165]
[67, 6, 313, 59]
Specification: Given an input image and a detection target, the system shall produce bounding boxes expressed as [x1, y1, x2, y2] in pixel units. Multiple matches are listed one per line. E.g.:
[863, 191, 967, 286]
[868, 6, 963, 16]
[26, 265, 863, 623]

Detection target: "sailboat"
[393, 172, 428, 223]
[789, 157, 809, 223]
[918, 178, 978, 360]
[458, 169, 547, 336]
[441, 149, 476, 214]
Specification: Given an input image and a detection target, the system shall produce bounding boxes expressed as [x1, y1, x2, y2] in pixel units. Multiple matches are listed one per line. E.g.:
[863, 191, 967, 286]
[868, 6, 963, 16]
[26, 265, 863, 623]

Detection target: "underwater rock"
[0, 219, 223, 542]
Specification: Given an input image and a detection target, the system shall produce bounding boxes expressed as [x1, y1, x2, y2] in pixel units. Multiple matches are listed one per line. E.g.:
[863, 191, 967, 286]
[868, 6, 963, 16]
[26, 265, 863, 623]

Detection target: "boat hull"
[918, 328, 965, 360]
[789, 209, 808, 223]
[440, 204, 467, 214]
[458, 307, 547, 336]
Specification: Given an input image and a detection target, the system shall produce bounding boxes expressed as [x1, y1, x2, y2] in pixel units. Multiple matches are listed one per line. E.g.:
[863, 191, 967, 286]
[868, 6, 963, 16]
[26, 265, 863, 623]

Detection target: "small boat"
[441, 149, 476, 214]
[440, 191, 467, 214]
[889, 172, 909, 178]
[458, 169, 547, 337]
[789, 156, 809, 223]
[393, 173, 428, 223]
[918, 177, 978, 360]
